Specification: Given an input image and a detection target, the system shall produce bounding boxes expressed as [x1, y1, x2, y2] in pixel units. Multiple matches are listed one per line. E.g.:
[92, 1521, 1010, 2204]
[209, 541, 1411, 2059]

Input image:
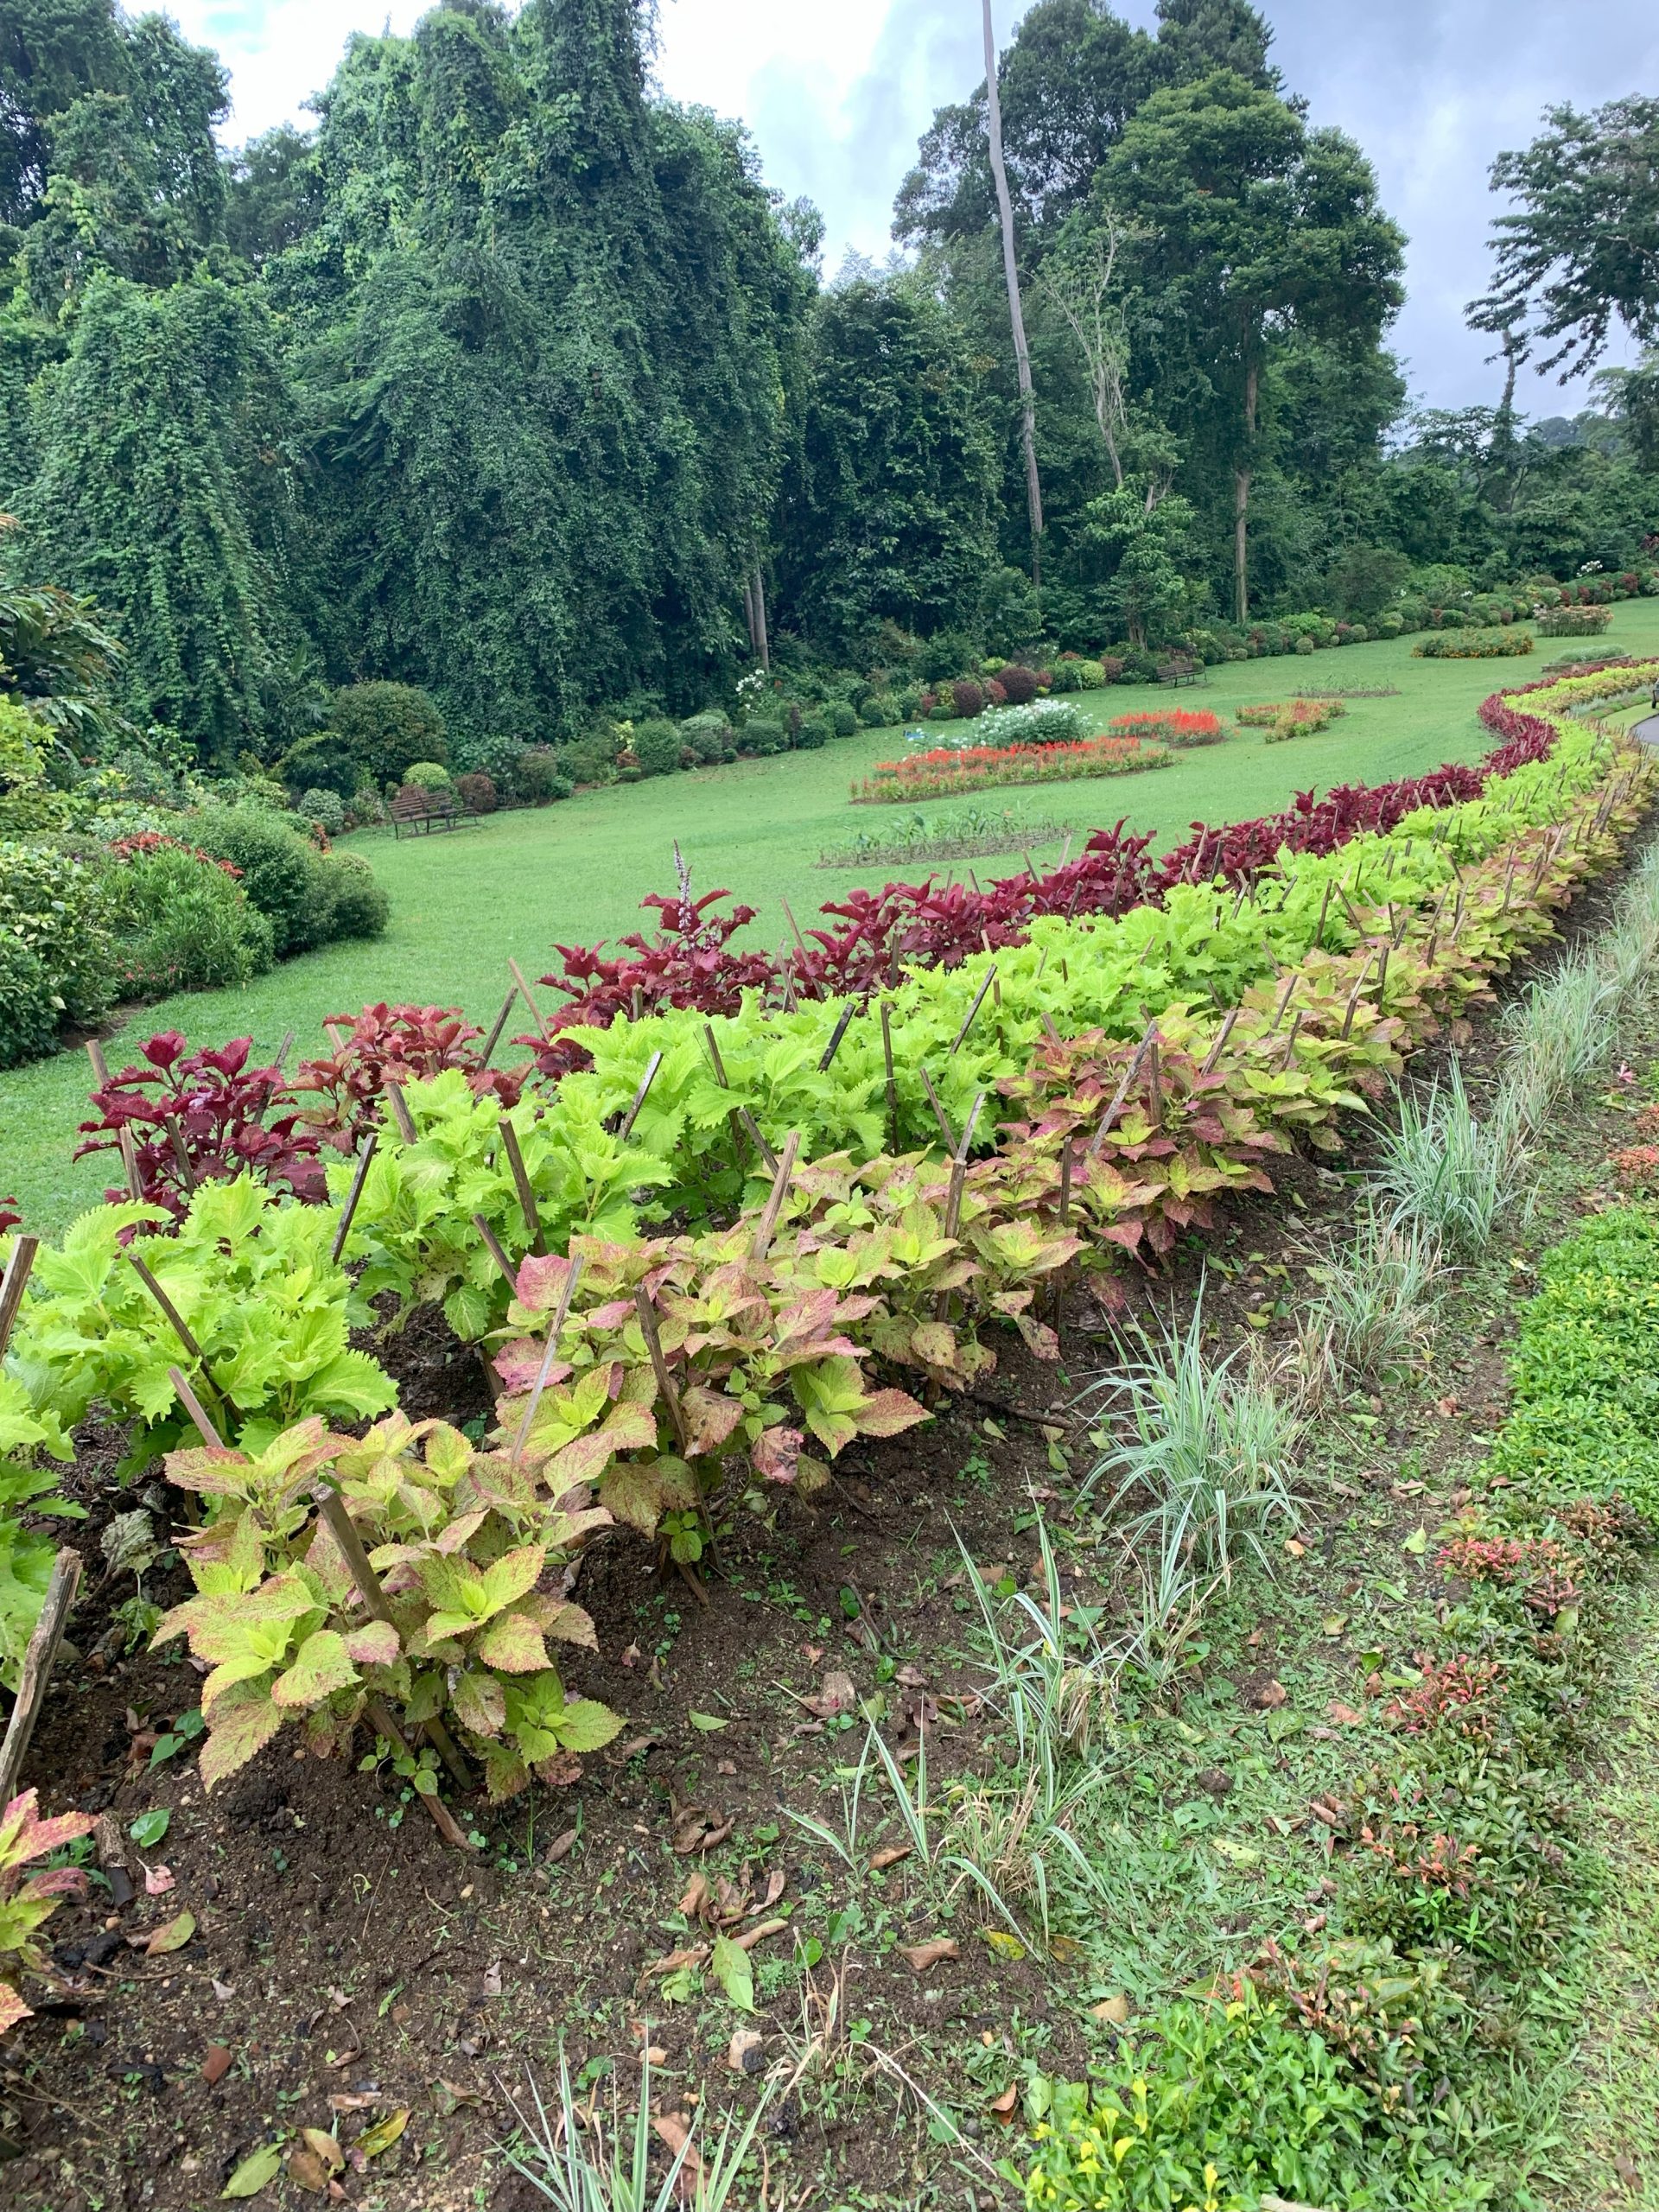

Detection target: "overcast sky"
[175, 0, 1658, 416]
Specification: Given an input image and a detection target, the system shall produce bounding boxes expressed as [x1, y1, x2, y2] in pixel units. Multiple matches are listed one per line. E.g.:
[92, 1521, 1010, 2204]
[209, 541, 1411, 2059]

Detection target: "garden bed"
[851, 734, 1169, 802]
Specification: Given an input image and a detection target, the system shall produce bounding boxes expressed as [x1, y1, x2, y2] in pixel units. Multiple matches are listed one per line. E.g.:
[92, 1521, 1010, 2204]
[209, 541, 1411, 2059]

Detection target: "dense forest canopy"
[0, 0, 1654, 765]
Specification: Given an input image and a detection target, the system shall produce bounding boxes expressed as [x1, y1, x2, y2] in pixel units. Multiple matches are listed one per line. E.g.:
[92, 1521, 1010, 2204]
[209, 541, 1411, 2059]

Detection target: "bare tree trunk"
[752, 563, 770, 671]
[982, 0, 1043, 588]
[742, 571, 758, 657]
[1233, 359, 1259, 625]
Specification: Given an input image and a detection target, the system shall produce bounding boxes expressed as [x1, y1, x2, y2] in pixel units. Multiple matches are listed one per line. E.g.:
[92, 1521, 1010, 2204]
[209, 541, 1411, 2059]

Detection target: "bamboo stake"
[702, 1024, 728, 1087]
[324, 1022, 348, 1054]
[817, 1002, 856, 1074]
[364, 1695, 474, 1852]
[1058, 833, 1073, 869]
[942, 1092, 986, 1239]
[749, 1134, 800, 1262]
[1199, 1007, 1239, 1077]
[470, 1213, 518, 1287]
[385, 1081, 417, 1143]
[950, 966, 997, 1056]
[1087, 1027, 1156, 1159]
[499, 1119, 546, 1255]
[634, 1285, 689, 1455]
[166, 1364, 222, 1448]
[1340, 958, 1371, 1039]
[880, 1002, 899, 1151]
[1058, 1142, 1073, 1226]
[1278, 1011, 1304, 1068]
[274, 1030, 295, 1073]
[1312, 879, 1332, 949]
[0, 1549, 82, 1810]
[0, 1236, 38, 1361]
[480, 989, 517, 1066]
[88, 1041, 143, 1199]
[619, 1051, 664, 1141]
[779, 898, 810, 962]
[509, 959, 550, 1039]
[331, 1130, 378, 1265]
[734, 1109, 777, 1175]
[127, 1253, 206, 1363]
[511, 1255, 584, 1467]
[1267, 976, 1296, 1033]
[918, 1068, 958, 1151]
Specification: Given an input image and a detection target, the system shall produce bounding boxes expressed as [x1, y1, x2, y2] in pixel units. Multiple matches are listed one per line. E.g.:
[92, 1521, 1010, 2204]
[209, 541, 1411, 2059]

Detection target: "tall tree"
[1102, 72, 1403, 620]
[1469, 99, 1659, 380]
[981, 0, 1043, 584]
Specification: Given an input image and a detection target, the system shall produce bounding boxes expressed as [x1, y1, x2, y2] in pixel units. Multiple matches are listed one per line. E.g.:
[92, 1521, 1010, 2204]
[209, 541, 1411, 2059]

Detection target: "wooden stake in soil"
[749, 1133, 800, 1262]
[817, 1001, 856, 1074]
[1199, 1007, 1239, 1077]
[499, 1118, 546, 1255]
[1312, 878, 1332, 950]
[779, 897, 810, 963]
[918, 1068, 958, 1151]
[0, 1236, 38, 1360]
[950, 965, 998, 1056]
[702, 1024, 729, 1088]
[363, 1695, 474, 1853]
[470, 1213, 518, 1287]
[1339, 959, 1370, 1040]
[331, 1130, 378, 1264]
[480, 989, 517, 1067]
[324, 1022, 348, 1054]
[508, 958, 550, 1039]
[1058, 1142, 1072, 1226]
[1087, 1027, 1156, 1159]
[1267, 975, 1296, 1033]
[634, 1285, 690, 1456]
[941, 1092, 986, 1240]
[310, 1487, 473, 1794]
[384, 1080, 417, 1144]
[1278, 1010, 1304, 1069]
[734, 1108, 777, 1175]
[274, 1030, 295, 1073]
[127, 1252, 207, 1363]
[0, 1549, 82, 1810]
[166, 1364, 222, 1448]
[880, 1001, 899, 1151]
[511, 1255, 585, 1467]
[619, 1051, 664, 1141]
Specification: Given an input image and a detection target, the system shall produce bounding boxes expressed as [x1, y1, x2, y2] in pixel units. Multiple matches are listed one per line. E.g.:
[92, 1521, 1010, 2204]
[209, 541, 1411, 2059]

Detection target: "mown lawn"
[5, 607, 1656, 1236]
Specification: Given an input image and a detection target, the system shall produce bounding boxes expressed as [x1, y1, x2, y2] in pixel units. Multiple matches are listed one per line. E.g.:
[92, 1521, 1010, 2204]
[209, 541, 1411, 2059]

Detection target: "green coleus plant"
[8, 1179, 395, 1471]
[153, 1413, 622, 1803]
[0, 1370, 82, 1690]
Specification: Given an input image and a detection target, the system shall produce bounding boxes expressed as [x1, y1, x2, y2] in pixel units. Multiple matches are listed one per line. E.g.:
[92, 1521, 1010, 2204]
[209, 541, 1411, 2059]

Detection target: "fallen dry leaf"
[143, 1909, 194, 1956]
[643, 1945, 709, 1980]
[672, 1812, 734, 1857]
[481, 1960, 502, 1998]
[988, 2085, 1019, 2121]
[651, 2113, 702, 2181]
[201, 2044, 233, 2087]
[894, 1663, 928, 1688]
[868, 1846, 911, 1871]
[327, 2093, 379, 2114]
[677, 1871, 711, 1921]
[546, 1827, 578, 1863]
[801, 1669, 857, 1719]
[212, 1978, 235, 2001]
[355, 2107, 410, 2159]
[1253, 1678, 1288, 1711]
[731, 1916, 787, 1953]
[899, 1938, 958, 1974]
[1326, 1701, 1366, 1726]
[288, 2150, 331, 2197]
[747, 1868, 785, 1917]
[1090, 1993, 1131, 2026]
[300, 2131, 343, 2174]
[142, 1861, 175, 1897]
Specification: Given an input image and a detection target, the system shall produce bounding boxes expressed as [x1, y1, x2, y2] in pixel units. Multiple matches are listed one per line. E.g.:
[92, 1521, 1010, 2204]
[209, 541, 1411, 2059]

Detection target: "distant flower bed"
[1107, 708, 1224, 747]
[1537, 604, 1613, 637]
[817, 804, 1073, 868]
[1235, 696, 1348, 742]
[855, 734, 1169, 804]
[1414, 628, 1535, 659]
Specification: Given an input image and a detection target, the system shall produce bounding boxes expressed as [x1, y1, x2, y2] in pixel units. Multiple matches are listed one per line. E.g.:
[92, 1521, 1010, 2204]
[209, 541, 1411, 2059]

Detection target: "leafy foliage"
[0, 1791, 97, 2037]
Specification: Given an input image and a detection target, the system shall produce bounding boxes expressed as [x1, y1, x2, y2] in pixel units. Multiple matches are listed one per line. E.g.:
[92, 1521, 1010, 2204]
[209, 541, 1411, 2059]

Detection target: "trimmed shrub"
[998, 664, 1040, 704]
[0, 839, 112, 1061]
[512, 748, 571, 804]
[327, 683, 447, 789]
[859, 697, 893, 728]
[738, 718, 788, 757]
[1046, 660, 1081, 693]
[950, 679, 985, 719]
[827, 701, 860, 738]
[1414, 629, 1534, 660]
[632, 719, 683, 778]
[795, 715, 830, 750]
[454, 772, 498, 813]
[104, 842, 274, 995]
[403, 760, 453, 791]
[448, 731, 522, 783]
[558, 735, 616, 786]
[975, 700, 1089, 747]
[189, 804, 334, 958]
[1538, 605, 1613, 638]
[321, 851, 390, 942]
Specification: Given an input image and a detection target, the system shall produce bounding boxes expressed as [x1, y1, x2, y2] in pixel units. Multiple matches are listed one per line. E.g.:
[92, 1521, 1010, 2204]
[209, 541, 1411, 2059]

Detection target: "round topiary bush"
[739, 717, 788, 756]
[326, 683, 448, 791]
[997, 664, 1039, 704]
[795, 715, 830, 750]
[510, 747, 568, 804]
[321, 850, 391, 941]
[299, 787, 346, 836]
[860, 697, 892, 728]
[950, 679, 985, 718]
[189, 804, 334, 959]
[403, 761, 453, 791]
[827, 701, 860, 738]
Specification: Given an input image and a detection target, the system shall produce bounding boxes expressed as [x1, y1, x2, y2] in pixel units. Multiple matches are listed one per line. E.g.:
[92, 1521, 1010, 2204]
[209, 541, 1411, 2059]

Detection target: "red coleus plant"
[0, 1199, 19, 1237]
[296, 1002, 525, 1139]
[76, 1032, 327, 1221]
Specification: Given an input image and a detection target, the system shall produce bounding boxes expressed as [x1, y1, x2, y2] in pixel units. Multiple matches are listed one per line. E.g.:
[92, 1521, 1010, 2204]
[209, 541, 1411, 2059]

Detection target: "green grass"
[5, 606, 1659, 1238]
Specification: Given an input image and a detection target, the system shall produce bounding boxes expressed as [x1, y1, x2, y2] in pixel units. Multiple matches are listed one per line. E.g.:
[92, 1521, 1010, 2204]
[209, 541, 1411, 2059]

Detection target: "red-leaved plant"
[297, 1002, 526, 1139]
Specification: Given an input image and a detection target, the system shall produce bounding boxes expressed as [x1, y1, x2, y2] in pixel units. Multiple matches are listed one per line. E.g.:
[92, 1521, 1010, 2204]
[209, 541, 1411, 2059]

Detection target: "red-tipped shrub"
[455, 772, 498, 813]
[998, 664, 1039, 705]
[950, 678, 986, 718]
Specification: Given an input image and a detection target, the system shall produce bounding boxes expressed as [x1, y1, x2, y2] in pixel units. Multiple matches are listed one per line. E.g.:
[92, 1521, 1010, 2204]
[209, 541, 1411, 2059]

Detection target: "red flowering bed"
[853, 734, 1170, 803]
[1106, 709, 1224, 747]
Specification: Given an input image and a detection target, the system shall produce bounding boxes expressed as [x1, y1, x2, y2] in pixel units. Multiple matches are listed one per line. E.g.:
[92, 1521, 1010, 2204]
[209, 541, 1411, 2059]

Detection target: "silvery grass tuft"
[1293, 1207, 1444, 1401]
[500, 2049, 770, 2212]
[1082, 1283, 1302, 1586]
[1374, 1061, 1532, 1255]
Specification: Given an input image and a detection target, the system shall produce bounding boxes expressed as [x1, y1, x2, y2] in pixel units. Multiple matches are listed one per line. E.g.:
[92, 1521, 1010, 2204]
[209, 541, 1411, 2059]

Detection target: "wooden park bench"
[1155, 658, 1207, 688]
[391, 785, 478, 837]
